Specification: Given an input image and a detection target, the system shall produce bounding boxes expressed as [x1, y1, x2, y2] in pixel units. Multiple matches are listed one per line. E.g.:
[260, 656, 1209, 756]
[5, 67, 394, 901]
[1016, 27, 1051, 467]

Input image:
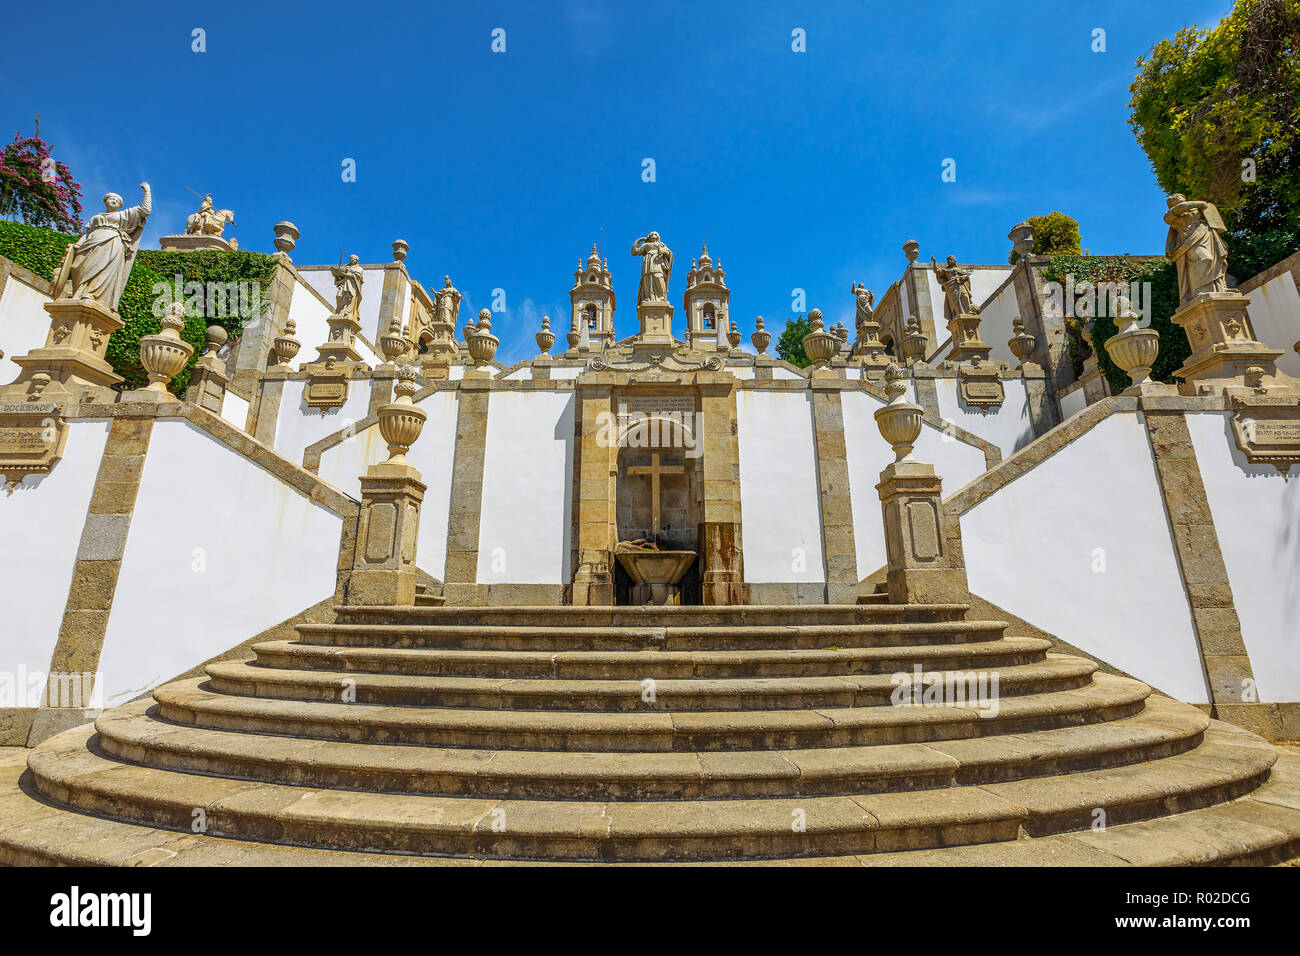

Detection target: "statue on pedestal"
[631, 232, 673, 304]
[185, 193, 237, 237]
[1163, 194, 1229, 303]
[59, 183, 151, 312]
[851, 282, 875, 336]
[932, 255, 974, 319]
[331, 255, 365, 320]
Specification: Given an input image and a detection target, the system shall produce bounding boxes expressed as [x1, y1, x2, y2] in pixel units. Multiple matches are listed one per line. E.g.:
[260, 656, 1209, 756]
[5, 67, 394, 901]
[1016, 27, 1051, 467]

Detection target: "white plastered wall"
[736, 390, 824, 582]
[974, 280, 1021, 366]
[96, 419, 344, 708]
[315, 389, 460, 581]
[961, 411, 1210, 703]
[841, 391, 987, 580]
[274, 379, 374, 466]
[1245, 272, 1300, 379]
[220, 390, 249, 431]
[1186, 411, 1300, 702]
[476, 391, 575, 584]
[0, 419, 110, 702]
[298, 267, 384, 364]
[934, 377, 1036, 456]
[0, 274, 53, 383]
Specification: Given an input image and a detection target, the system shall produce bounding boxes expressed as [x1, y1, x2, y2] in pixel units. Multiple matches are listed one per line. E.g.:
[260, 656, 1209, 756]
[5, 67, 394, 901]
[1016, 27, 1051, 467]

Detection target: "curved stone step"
[295, 619, 1010, 652]
[250, 636, 1048, 680]
[25, 722, 1275, 861]
[205, 653, 1093, 712]
[94, 695, 1208, 801]
[156, 673, 1149, 751]
[331, 604, 973, 628]
[5, 745, 1298, 866]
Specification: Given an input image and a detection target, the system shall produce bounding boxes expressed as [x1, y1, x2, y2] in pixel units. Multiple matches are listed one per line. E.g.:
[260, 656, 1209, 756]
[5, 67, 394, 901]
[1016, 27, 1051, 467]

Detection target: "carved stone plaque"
[1230, 393, 1300, 476]
[0, 402, 69, 488]
[957, 366, 1005, 408]
[304, 366, 350, 410]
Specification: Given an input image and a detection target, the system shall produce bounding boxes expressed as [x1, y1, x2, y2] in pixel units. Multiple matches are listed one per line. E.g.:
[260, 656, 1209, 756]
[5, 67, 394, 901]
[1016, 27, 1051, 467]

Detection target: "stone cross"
[627, 451, 685, 542]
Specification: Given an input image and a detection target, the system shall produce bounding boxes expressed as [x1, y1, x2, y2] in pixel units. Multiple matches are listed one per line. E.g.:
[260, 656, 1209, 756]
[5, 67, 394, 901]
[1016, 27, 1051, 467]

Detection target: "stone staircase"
[3, 603, 1300, 866]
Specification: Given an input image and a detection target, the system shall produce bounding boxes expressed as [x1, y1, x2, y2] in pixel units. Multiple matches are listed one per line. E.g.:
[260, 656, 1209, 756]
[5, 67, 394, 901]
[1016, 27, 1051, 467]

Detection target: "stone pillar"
[186, 326, 231, 414]
[1172, 291, 1284, 390]
[809, 376, 858, 603]
[874, 365, 968, 605]
[250, 365, 290, 447]
[442, 376, 490, 605]
[698, 378, 747, 605]
[340, 367, 426, 607]
[0, 298, 124, 402]
[572, 381, 617, 605]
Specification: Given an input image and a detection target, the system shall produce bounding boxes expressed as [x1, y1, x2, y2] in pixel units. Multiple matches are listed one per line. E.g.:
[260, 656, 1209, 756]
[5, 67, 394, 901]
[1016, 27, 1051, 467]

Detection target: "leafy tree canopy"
[775, 315, 813, 368]
[1010, 211, 1082, 264]
[0, 130, 82, 232]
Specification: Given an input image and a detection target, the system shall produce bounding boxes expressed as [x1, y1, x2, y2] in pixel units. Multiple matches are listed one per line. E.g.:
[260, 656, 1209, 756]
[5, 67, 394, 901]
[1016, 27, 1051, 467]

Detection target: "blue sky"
[2, 0, 1231, 361]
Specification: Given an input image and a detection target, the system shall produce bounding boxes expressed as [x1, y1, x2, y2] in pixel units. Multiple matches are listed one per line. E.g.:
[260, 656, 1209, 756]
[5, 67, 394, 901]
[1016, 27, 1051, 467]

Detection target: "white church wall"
[316, 389, 460, 580]
[273, 379, 375, 466]
[220, 389, 249, 431]
[736, 390, 824, 583]
[934, 377, 1036, 456]
[974, 279, 1021, 366]
[841, 390, 987, 578]
[477, 391, 575, 584]
[0, 273, 53, 383]
[96, 418, 344, 708]
[1186, 411, 1300, 703]
[0, 419, 110, 701]
[1059, 384, 1088, 421]
[1244, 272, 1300, 379]
[298, 266, 386, 359]
[961, 411, 1210, 703]
[285, 277, 334, 367]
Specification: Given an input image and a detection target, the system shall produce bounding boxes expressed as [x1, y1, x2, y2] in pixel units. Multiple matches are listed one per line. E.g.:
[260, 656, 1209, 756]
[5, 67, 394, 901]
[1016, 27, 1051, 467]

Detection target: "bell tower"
[570, 244, 615, 350]
[682, 244, 729, 351]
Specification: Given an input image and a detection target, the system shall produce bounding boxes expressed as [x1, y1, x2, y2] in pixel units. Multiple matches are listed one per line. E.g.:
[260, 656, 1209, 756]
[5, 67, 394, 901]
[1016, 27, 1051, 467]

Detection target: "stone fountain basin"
[615, 550, 696, 586]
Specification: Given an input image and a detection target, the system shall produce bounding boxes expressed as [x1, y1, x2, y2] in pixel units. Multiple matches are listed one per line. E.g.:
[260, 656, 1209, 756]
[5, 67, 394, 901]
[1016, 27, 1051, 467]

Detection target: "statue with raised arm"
[931, 254, 975, 319]
[1163, 194, 1229, 303]
[63, 182, 151, 312]
[851, 282, 875, 335]
[331, 254, 365, 320]
[630, 232, 673, 304]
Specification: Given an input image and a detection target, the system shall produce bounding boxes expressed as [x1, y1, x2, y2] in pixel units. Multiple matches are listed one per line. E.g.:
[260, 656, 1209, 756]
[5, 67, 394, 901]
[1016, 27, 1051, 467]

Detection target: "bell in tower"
[569, 243, 615, 350]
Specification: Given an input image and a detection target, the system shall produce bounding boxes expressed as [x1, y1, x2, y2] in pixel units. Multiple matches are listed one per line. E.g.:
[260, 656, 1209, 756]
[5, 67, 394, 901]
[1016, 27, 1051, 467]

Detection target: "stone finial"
[751, 316, 771, 354]
[204, 324, 228, 357]
[903, 239, 920, 262]
[727, 319, 742, 350]
[377, 365, 426, 464]
[380, 316, 408, 365]
[536, 315, 555, 354]
[903, 315, 928, 365]
[1104, 295, 1160, 390]
[273, 221, 299, 258]
[467, 308, 499, 366]
[1008, 221, 1034, 259]
[273, 318, 301, 366]
[802, 308, 838, 366]
[1008, 316, 1036, 368]
[873, 363, 924, 462]
[392, 239, 409, 262]
[138, 301, 194, 397]
[567, 315, 581, 350]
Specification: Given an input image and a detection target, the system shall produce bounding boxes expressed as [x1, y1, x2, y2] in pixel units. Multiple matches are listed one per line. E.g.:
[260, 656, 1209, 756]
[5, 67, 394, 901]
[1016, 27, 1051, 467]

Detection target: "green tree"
[0, 130, 82, 232]
[1128, 0, 1300, 242]
[775, 314, 813, 367]
[1009, 211, 1081, 264]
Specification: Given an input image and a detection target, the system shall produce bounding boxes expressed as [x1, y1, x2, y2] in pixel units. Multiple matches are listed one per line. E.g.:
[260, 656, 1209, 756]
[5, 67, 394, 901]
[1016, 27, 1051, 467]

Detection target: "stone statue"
[1163, 194, 1229, 303]
[630, 232, 673, 304]
[331, 255, 365, 319]
[851, 282, 875, 334]
[185, 193, 236, 237]
[434, 275, 461, 327]
[61, 183, 152, 312]
[931, 255, 975, 320]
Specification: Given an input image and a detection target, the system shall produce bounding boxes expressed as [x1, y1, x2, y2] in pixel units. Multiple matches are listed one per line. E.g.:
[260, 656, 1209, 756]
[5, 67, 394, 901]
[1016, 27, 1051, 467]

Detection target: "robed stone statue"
[932, 255, 975, 320]
[331, 254, 365, 320]
[630, 232, 673, 304]
[851, 282, 875, 333]
[1163, 194, 1229, 303]
[60, 183, 152, 312]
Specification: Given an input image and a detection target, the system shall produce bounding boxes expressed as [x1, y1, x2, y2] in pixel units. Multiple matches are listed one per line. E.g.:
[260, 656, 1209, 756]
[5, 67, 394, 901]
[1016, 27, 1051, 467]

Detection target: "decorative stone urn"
[903, 239, 920, 263]
[566, 316, 581, 351]
[751, 316, 771, 354]
[138, 302, 194, 397]
[273, 318, 301, 366]
[1008, 222, 1035, 260]
[272, 222, 299, 258]
[727, 320, 742, 350]
[1008, 316, 1036, 368]
[801, 308, 838, 366]
[903, 315, 928, 364]
[392, 239, 409, 262]
[467, 309, 499, 366]
[1104, 296, 1161, 390]
[380, 317, 408, 366]
[873, 363, 924, 462]
[377, 366, 427, 463]
[536, 316, 555, 355]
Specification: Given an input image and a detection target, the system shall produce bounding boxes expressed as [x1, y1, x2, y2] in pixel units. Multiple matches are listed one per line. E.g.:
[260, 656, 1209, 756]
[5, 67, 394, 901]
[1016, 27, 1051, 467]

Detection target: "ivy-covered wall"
[0, 220, 276, 393]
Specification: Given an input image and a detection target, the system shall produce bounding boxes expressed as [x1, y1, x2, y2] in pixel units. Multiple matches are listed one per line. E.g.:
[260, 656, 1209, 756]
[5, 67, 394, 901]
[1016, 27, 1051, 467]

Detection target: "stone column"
[809, 376, 858, 603]
[874, 365, 969, 605]
[341, 367, 426, 607]
[572, 380, 617, 605]
[1173, 291, 1284, 390]
[442, 376, 491, 605]
[186, 326, 231, 414]
[698, 377, 747, 605]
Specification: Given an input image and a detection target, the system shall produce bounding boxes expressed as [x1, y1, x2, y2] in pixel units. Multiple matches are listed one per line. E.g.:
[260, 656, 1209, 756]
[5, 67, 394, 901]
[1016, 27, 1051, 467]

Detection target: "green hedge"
[0, 220, 276, 393]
